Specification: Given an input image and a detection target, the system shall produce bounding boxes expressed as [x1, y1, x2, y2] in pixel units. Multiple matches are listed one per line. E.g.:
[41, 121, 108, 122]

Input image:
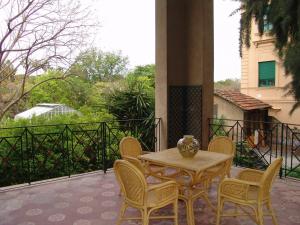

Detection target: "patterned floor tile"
[0, 168, 299, 225]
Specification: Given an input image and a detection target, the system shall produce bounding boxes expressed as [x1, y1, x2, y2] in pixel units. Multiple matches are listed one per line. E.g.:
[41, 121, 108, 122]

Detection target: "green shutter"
[259, 61, 275, 87]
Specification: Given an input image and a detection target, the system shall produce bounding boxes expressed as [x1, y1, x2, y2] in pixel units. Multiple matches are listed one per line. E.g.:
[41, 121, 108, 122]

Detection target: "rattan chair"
[119, 136, 145, 159]
[119, 136, 164, 176]
[216, 157, 282, 225]
[114, 160, 179, 225]
[205, 136, 235, 184]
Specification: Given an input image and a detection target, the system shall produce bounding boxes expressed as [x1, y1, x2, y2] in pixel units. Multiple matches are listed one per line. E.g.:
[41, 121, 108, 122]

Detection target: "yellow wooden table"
[139, 148, 232, 225]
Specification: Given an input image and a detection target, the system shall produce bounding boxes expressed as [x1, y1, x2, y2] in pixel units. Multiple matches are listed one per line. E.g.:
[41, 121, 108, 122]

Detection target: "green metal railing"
[0, 118, 161, 187]
[208, 118, 300, 179]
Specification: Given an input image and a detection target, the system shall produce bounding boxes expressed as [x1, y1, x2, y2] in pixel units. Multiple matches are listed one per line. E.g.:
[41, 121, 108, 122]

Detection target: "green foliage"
[70, 48, 129, 82]
[236, 0, 300, 112]
[28, 71, 90, 108]
[104, 74, 155, 150]
[105, 76, 154, 120]
[128, 64, 155, 87]
[1, 111, 113, 129]
[214, 78, 240, 90]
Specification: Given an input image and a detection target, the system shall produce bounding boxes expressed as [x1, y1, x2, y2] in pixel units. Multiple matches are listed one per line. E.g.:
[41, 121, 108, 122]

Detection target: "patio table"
[139, 148, 232, 225]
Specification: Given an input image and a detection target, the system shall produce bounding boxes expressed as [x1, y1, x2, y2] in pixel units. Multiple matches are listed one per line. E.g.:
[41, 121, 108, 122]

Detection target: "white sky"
[89, 0, 241, 81]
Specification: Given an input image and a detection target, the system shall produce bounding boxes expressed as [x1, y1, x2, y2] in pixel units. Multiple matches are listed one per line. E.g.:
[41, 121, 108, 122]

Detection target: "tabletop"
[139, 148, 232, 173]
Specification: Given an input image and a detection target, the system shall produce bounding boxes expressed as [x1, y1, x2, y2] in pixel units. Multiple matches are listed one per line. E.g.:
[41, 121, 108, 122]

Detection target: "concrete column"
[155, 0, 213, 150]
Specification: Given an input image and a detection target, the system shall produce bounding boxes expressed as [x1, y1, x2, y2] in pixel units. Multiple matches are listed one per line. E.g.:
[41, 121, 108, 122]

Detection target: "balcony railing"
[209, 118, 300, 179]
[0, 118, 161, 188]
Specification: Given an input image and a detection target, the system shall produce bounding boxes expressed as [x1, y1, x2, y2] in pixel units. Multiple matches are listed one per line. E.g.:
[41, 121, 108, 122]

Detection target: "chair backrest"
[125, 156, 146, 174]
[208, 136, 235, 156]
[119, 136, 142, 158]
[259, 157, 282, 199]
[114, 160, 147, 206]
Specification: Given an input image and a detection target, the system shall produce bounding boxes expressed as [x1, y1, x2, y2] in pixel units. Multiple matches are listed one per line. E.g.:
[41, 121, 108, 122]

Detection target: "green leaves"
[69, 48, 129, 82]
[27, 71, 91, 110]
[237, 0, 300, 112]
[104, 68, 155, 150]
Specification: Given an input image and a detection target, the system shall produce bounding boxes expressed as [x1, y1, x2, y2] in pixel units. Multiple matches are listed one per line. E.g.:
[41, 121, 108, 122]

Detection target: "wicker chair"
[119, 136, 145, 159]
[216, 157, 282, 225]
[114, 160, 179, 225]
[119, 136, 164, 177]
[205, 136, 235, 185]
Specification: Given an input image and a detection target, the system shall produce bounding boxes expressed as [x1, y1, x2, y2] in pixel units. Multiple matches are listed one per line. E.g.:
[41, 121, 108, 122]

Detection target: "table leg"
[185, 198, 195, 225]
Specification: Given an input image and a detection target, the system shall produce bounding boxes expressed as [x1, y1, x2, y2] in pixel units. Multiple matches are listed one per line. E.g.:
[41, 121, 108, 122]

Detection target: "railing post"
[65, 124, 70, 177]
[207, 118, 210, 144]
[280, 123, 284, 178]
[102, 122, 107, 173]
[25, 127, 31, 184]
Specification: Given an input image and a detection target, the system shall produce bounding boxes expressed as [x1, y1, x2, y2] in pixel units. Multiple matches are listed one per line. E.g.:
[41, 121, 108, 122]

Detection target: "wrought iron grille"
[168, 86, 202, 147]
[0, 118, 161, 187]
[208, 118, 300, 179]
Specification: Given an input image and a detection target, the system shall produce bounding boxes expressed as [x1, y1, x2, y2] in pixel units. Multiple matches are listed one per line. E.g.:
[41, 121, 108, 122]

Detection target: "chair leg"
[117, 202, 127, 225]
[185, 198, 196, 225]
[257, 203, 264, 225]
[267, 200, 278, 225]
[216, 197, 224, 225]
[174, 200, 178, 225]
[142, 209, 149, 225]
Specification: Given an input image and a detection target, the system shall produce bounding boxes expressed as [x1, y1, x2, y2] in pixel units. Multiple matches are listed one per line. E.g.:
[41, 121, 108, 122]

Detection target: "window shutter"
[259, 61, 275, 86]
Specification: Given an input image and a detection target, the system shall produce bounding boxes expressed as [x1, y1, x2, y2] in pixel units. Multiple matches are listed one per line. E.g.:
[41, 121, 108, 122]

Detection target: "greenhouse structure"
[14, 103, 80, 119]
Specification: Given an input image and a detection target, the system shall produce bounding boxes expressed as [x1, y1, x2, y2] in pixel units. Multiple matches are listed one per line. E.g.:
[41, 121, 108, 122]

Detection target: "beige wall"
[155, 0, 213, 149]
[241, 20, 300, 124]
[214, 95, 244, 121]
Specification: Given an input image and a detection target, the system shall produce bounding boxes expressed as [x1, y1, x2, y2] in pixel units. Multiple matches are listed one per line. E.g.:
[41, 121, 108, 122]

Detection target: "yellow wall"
[241, 20, 300, 124]
[214, 95, 244, 121]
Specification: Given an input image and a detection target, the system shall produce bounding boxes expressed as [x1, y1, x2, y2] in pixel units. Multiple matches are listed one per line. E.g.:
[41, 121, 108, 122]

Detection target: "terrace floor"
[1, 167, 300, 225]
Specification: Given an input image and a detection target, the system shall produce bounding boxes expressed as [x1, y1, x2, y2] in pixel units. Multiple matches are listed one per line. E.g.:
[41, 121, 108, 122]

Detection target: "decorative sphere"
[177, 135, 200, 158]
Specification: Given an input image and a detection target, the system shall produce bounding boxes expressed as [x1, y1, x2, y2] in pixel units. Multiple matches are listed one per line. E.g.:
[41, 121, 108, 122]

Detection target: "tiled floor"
[0, 168, 300, 225]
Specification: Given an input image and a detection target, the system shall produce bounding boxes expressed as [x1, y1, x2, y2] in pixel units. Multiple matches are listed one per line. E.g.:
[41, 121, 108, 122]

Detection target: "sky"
[89, 0, 241, 81]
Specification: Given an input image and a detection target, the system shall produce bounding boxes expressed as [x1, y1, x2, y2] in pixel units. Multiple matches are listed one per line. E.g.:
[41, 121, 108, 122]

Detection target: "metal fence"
[0, 118, 161, 187]
[208, 118, 300, 179]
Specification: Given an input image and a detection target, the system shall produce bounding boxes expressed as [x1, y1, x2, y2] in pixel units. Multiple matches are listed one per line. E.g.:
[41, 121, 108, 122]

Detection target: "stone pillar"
[155, 0, 213, 150]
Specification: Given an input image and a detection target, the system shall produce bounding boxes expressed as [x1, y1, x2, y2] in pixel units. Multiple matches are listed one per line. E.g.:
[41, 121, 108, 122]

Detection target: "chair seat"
[146, 189, 165, 207]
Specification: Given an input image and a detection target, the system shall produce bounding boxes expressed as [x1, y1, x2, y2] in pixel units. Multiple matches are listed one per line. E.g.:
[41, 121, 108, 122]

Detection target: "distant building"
[214, 90, 271, 122]
[241, 19, 300, 124]
[14, 103, 80, 119]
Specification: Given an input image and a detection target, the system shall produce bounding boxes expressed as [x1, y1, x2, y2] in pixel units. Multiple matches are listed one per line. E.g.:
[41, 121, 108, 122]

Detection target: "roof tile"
[214, 90, 271, 111]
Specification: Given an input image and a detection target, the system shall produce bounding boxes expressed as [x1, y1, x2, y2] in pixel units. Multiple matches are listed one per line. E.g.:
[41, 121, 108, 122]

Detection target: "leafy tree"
[214, 78, 240, 90]
[70, 48, 129, 82]
[27, 71, 91, 110]
[0, 0, 97, 121]
[104, 74, 155, 149]
[235, 0, 300, 113]
[105, 76, 154, 120]
[127, 64, 155, 87]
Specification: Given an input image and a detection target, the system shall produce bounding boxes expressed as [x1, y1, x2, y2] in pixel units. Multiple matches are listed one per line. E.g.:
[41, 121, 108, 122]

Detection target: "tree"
[214, 78, 240, 90]
[70, 48, 129, 82]
[127, 64, 155, 87]
[104, 75, 155, 149]
[235, 0, 300, 113]
[0, 0, 97, 120]
[27, 70, 91, 109]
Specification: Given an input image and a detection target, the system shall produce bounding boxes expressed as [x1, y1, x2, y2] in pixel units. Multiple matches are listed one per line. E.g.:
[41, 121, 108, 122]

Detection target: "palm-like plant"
[105, 75, 155, 150]
[235, 0, 300, 113]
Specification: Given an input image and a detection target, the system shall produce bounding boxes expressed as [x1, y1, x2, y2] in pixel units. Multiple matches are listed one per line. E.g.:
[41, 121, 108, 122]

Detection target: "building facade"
[240, 20, 300, 124]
